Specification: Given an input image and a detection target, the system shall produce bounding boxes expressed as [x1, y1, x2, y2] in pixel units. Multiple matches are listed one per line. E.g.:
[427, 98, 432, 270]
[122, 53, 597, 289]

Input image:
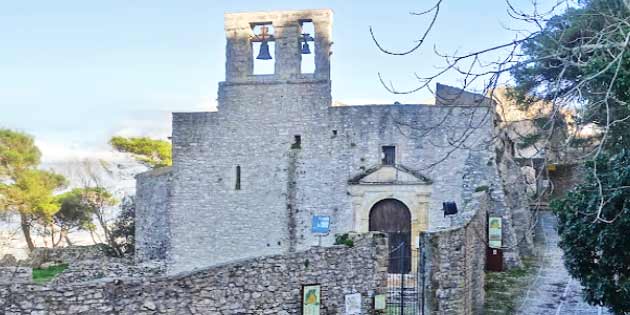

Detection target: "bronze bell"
[301, 41, 311, 55]
[256, 40, 272, 60]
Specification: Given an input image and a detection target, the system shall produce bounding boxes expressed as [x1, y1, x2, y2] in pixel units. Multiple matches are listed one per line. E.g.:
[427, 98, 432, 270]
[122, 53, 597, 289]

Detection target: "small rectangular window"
[382, 146, 396, 165]
[292, 135, 302, 149]
[235, 165, 241, 190]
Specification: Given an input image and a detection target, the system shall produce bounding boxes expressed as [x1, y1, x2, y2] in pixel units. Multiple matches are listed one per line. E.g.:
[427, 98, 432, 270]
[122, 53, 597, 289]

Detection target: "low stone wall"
[0, 267, 31, 285]
[50, 260, 165, 286]
[27, 245, 110, 268]
[422, 192, 488, 315]
[0, 233, 388, 314]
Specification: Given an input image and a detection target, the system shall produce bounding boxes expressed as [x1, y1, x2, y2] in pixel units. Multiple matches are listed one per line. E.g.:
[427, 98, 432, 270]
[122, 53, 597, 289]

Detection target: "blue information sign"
[311, 216, 330, 234]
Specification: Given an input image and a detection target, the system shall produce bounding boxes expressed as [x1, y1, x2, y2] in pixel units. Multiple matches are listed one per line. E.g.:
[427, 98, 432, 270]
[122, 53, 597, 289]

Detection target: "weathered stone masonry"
[135, 9, 524, 273]
[421, 192, 489, 315]
[0, 233, 387, 315]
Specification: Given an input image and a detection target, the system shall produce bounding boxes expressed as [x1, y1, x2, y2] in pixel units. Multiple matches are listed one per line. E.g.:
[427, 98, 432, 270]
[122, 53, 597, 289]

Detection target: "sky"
[0, 0, 552, 162]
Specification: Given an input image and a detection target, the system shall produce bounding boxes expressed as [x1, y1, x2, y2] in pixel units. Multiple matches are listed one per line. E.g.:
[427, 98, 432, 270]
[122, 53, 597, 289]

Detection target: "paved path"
[517, 211, 610, 315]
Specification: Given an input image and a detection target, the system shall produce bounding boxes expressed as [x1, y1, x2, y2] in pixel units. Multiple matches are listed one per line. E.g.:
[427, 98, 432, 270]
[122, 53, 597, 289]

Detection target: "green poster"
[302, 284, 321, 315]
[489, 217, 502, 248]
[374, 294, 387, 310]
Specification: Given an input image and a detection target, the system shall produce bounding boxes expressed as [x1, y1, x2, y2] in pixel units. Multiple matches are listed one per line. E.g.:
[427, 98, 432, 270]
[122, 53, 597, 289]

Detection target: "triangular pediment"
[348, 164, 432, 185]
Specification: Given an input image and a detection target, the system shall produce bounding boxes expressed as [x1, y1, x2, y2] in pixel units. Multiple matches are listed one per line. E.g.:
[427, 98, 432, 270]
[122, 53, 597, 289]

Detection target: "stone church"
[135, 9, 521, 273]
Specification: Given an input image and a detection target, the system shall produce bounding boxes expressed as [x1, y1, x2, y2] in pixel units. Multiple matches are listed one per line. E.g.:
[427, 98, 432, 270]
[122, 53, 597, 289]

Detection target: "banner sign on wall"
[374, 294, 387, 310]
[488, 217, 502, 248]
[311, 216, 331, 234]
[344, 293, 361, 315]
[302, 284, 321, 315]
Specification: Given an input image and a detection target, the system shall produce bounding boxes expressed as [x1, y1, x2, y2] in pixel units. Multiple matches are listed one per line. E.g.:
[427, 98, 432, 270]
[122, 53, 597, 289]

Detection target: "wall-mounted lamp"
[443, 202, 458, 216]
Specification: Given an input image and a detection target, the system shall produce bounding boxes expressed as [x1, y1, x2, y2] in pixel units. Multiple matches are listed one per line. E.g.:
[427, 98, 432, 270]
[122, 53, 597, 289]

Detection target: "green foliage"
[334, 233, 354, 247]
[110, 196, 135, 256]
[509, 1, 630, 312]
[511, 0, 630, 151]
[32, 264, 68, 284]
[0, 129, 67, 250]
[0, 129, 41, 178]
[109, 136, 172, 168]
[54, 188, 105, 231]
[0, 169, 67, 222]
[553, 150, 630, 314]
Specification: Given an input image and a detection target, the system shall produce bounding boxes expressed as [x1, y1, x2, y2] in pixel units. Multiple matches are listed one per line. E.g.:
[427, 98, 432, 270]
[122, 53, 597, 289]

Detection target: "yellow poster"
[303, 284, 321, 315]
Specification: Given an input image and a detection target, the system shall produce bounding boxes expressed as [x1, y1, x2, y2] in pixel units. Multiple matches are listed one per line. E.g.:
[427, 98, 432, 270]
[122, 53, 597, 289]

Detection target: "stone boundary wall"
[422, 192, 488, 315]
[0, 268, 31, 285]
[0, 233, 388, 314]
[49, 260, 165, 286]
[135, 167, 172, 262]
[27, 245, 109, 268]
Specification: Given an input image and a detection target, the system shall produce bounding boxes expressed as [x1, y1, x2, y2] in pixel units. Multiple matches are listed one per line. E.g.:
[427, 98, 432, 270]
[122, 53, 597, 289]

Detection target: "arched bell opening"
[369, 198, 412, 273]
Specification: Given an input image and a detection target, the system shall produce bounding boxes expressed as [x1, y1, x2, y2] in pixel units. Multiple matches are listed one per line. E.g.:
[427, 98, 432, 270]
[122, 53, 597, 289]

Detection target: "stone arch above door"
[348, 165, 431, 245]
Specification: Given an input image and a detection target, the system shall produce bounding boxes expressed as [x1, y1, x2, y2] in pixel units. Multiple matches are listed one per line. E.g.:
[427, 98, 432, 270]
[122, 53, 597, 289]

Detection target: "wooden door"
[369, 199, 411, 273]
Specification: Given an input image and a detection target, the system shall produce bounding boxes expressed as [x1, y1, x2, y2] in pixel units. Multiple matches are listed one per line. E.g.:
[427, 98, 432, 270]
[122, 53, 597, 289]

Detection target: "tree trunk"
[20, 213, 35, 252]
[50, 223, 57, 248]
[95, 213, 121, 256]
[54, 227, 67, 247]
[64, 234, 73, 246]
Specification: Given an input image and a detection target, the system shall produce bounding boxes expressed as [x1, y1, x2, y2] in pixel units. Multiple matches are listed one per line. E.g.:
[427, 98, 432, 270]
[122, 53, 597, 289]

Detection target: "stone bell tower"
[223, 9, 332, 81]
[218, 9, 333, 114]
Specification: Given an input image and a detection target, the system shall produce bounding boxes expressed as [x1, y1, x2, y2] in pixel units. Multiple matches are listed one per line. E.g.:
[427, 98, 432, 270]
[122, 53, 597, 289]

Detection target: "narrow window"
[299, 21, 315, 74]
[382, 146, 396, 165]
[252, 24, 275, 75]
[235, 165, 241, 190]
[292, 135, 302, 149]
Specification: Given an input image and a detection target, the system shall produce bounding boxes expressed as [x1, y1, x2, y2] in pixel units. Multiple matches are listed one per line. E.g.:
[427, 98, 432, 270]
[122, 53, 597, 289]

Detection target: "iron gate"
[386, 237, 426, 315]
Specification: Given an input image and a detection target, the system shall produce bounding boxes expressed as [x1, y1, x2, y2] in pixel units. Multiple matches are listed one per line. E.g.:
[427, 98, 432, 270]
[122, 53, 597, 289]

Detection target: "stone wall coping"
[135, 166, 172, 179]
[172, 103, 493, 118]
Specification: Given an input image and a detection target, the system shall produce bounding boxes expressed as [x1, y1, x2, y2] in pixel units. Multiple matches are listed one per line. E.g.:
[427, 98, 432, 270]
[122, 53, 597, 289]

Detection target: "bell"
[256, 40, 272, 60]
[301, 41, 311, 54]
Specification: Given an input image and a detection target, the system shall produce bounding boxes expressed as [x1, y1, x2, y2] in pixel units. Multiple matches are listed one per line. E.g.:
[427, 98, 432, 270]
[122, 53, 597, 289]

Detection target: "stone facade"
[135, 9, 524, 273]
[421, 192, 489, 315]
[0, 233, 388, 315]
[135, 167, 172, 262]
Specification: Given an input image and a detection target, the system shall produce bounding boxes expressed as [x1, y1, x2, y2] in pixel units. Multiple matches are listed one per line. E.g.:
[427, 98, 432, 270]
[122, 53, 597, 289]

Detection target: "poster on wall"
[302, 284, 321, 315]
[374, 294, 386, 310]
[344, 293, 361, 315]
[488, 217, 502, 248]
[311, 216, 331, 234]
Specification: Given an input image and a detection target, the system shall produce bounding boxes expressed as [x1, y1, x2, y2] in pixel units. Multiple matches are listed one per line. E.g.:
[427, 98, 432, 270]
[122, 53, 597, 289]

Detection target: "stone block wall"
[49, 260, 165, 286]
[135, 167, 172, 262]
[0, 267, 31, 285]
[422, 193, 488, 315]
[27, 245, 109, 268]
[0, 233, 388, 315]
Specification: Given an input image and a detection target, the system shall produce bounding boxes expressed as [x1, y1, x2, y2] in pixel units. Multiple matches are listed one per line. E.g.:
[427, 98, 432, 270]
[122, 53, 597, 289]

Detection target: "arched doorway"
[369, 199, 411, 273]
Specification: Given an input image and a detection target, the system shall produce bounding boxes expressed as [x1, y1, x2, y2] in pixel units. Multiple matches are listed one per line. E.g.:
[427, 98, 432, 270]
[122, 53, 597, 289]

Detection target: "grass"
[483, 256, 540, 314]
[32, 264, 68, 284]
